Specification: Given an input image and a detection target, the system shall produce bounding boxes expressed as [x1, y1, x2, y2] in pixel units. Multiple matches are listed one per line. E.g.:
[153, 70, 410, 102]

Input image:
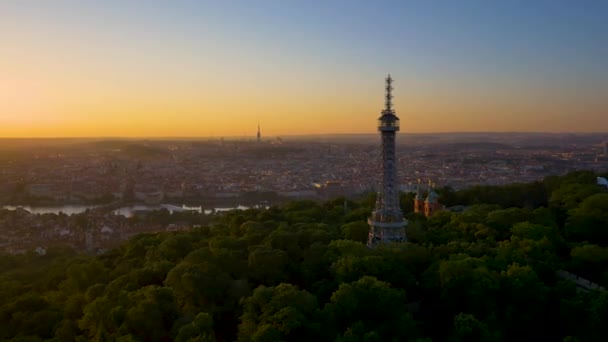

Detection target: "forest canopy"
[1, 170, 608, 341]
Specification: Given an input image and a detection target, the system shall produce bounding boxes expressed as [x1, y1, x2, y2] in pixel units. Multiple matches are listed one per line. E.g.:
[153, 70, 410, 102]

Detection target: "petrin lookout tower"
[367, 75, 408, 247]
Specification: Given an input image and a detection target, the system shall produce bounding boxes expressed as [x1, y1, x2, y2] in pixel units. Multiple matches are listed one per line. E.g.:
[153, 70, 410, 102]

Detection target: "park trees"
[238, 284, 319, 342]
[0, 170, 607, 341]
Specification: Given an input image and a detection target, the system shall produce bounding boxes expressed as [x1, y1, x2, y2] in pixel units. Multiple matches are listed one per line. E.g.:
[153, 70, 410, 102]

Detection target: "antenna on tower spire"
[384, 74, 394, 114]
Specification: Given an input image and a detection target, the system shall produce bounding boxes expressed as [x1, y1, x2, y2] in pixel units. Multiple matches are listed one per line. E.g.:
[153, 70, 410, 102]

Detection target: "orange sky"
[1, 1, 607, 137]
[2, 69, 606, 138]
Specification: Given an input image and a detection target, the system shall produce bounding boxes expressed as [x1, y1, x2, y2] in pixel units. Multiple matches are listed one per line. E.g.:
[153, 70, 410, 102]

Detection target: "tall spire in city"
[257, 123, 261, 143]
[384, 74, 394, 114]
[367, 75, 408, 247]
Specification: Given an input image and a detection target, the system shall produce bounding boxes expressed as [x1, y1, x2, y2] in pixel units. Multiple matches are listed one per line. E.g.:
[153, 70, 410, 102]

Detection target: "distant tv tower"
[257, 123, 261, 143]
[367, 75, 407, 247]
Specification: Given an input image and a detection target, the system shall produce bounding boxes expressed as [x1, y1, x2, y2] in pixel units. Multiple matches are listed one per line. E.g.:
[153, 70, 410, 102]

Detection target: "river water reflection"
[1, 204, 254, 217]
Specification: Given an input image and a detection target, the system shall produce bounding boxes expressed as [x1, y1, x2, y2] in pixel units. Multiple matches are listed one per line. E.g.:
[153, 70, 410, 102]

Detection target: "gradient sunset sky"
[1, 0, 607, 137]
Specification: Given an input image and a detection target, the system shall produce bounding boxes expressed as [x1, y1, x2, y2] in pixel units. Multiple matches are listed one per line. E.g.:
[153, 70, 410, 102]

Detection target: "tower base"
[367, 218, 408, 247]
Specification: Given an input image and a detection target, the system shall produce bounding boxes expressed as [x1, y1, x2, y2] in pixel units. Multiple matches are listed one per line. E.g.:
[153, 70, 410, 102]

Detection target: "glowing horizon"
[1, 1, 607, 138]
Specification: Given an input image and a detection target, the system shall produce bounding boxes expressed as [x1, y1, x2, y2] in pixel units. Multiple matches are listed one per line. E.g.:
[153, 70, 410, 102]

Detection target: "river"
[1, 204, 256, 217]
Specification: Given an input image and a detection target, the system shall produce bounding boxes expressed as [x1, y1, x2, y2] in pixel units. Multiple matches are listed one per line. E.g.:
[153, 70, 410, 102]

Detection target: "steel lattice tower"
[367, 75, 408, 247]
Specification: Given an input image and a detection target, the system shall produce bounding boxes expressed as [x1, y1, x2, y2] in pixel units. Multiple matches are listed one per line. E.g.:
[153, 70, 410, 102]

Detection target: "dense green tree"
[175, 312, 216, 342]
[550, 182, 603, 229]
[510, 222, 558, 241]
[589, 292, 608, 341]
[164, 260, 232, 311]
[240, 221, 274, 245]
[156, 234, 195, 262]
[323, 276, 417, 341]
[569, 244, 608, 281]
[498, 264, 549, 340]
[59, 259, 107, 293]
[450, 313, 494, 342]
[566, 193, 608, 244]
[1, 170, 607, 341]
[486, 207, 531, 240]
[340, 222, 369, 244]
[438, 256, 500, 318]
[248, 246, 290, 285]
[238, 283, 319, 342]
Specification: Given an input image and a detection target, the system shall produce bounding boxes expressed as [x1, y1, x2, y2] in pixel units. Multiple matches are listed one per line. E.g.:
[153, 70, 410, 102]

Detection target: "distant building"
[257, 123, 261, 143]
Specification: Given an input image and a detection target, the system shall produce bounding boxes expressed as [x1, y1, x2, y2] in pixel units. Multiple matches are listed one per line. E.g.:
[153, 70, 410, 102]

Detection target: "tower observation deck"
[367, 75, 408, 247]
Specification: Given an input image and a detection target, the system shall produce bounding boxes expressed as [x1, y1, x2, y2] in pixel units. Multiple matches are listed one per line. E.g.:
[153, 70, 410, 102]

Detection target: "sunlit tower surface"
[367, 75, 407, 247]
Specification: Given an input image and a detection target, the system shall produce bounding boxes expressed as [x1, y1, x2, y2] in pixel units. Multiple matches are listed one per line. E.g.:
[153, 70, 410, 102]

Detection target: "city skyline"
[2, 1, 607, 137]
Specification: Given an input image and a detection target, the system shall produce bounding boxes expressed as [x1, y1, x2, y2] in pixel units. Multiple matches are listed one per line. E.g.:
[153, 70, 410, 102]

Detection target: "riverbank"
[1, 203, 268, 217]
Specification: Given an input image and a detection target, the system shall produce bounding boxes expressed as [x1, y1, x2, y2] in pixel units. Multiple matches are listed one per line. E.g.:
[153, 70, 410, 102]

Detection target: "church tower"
[423, 182, 442, 217]
[413, 179, 425, 214]
[367, 75, 408, 247]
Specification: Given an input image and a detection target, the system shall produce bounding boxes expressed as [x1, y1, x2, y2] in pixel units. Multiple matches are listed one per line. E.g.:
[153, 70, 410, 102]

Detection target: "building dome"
[425, 191, 439, 203]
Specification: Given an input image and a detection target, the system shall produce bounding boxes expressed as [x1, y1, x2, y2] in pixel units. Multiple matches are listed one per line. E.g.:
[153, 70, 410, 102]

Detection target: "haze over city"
[2, 0, 607, 137]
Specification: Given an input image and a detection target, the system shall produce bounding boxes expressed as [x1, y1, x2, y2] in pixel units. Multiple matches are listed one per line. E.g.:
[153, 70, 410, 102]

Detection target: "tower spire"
[384, 74, 394, 114]
[257, 123, 261, 143]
